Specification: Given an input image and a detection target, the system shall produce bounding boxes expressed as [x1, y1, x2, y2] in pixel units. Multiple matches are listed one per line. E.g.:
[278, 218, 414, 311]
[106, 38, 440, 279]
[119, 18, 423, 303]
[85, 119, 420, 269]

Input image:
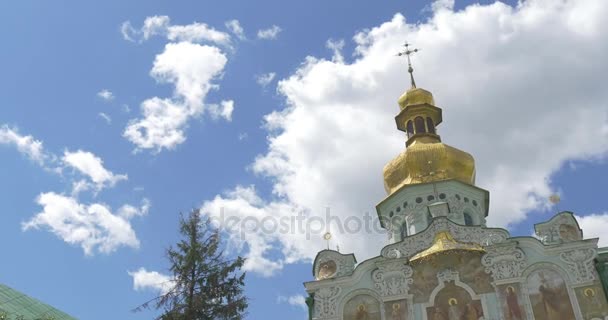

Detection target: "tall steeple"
[383, 44, 476, 195]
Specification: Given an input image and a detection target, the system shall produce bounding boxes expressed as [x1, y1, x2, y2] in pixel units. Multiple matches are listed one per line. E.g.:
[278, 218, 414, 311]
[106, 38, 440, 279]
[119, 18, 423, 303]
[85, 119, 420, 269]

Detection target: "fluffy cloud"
[277, 294, 307, 309]
[0, 125, 47, 165]
[257, 25, 282, 40]
[22, 192, 143, 255]
[121, 15, 231, 46]
[256, 72, 276, 88]
[124, 42, 229, 152]
[577, 213, 608, 247]
[63, 150, 127, 191]
[128, 268, 174, 294]
[225, 19, 245, 40]
[97, 89, 114, 101]
[201, 0, 608, 275]
[208, 100, 234, 121]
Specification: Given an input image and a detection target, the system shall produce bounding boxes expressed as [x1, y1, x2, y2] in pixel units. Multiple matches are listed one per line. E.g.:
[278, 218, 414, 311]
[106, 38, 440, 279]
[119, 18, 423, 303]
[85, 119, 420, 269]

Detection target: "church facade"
[304, 75, 608, 320]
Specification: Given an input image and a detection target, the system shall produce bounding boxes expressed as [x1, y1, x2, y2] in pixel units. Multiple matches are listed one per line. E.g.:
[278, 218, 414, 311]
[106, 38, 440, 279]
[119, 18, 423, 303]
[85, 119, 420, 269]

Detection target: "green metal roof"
[0, 284, 76, 320]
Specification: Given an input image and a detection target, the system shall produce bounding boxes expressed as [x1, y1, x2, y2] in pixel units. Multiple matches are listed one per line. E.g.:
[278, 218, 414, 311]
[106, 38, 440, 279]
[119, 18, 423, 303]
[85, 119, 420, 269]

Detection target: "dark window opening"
[426, 117, 436, 134]
[464, 212, 474, 226]
[415, 116, 426, 134]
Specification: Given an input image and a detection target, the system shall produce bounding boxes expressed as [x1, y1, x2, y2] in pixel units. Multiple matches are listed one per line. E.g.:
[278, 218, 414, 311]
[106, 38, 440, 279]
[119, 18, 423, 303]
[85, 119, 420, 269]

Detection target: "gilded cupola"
[384, 44, 476, 195]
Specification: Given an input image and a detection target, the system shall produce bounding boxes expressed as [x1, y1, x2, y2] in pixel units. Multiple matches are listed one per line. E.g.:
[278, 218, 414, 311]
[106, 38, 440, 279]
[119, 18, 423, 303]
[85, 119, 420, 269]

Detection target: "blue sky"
[1, 0, 608, 319]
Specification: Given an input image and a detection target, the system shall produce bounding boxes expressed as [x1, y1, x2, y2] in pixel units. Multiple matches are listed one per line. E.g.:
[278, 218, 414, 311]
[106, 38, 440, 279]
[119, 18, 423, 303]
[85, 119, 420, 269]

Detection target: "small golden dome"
[383, 140, 476, 194]
[384, 85, 476, 195]
[410, 231, 485, 262]
[398, 87, 435, 110]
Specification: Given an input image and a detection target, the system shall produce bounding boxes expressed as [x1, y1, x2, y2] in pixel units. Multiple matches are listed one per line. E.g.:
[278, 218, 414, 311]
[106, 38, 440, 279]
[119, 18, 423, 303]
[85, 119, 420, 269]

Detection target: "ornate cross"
[397, 42, 420, 89]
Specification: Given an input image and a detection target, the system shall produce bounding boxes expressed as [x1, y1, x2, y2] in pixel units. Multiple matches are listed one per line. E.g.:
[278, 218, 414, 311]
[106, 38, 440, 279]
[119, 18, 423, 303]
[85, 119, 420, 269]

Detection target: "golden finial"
[549, 194, 561, 212]
[323, 232, 332, 250]
[397, 42, 420, 89]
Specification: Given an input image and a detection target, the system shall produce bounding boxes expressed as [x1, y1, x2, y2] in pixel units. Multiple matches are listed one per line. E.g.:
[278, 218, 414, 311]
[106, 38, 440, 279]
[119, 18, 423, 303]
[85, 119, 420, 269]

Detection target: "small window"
[414, 116, 426, 134]
[464, 212, 474, 226]
[426, 117, 436, 134]
[406, 120, 414, 138]
[400, 222, 408, 240]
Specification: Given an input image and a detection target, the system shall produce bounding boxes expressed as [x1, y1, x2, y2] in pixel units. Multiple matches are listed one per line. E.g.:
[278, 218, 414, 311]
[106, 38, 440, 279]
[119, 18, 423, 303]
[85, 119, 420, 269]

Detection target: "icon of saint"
[505, 286, 523, 320]
[447, 298, 460, 320]
[355, 303, 369, 320]
[391, 302, 404, 320]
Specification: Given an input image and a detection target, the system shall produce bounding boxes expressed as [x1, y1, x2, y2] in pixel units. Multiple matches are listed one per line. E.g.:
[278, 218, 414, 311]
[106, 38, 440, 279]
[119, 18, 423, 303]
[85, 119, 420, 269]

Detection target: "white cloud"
[576, 213, 608, 247]
[277, 294, 307, 309]
[208, 100, 234, 121]
[118, 198, 151, 220]
[98, 112, 112, 124]
[22, 192, 141, 255]
[0, 125, 47, 165]
[122, 15, 231, 46]
[63, 150, 127, 191]
[168, 23, 231, 45]
[124, 42, 229, 152]
[97, 89, 114, 101]
[256, 72, 276, 87]
[225, 19, 245, 40]
[326, 39, 345, 63]
[120, 21, 137, 42]
[201, 0, 608, 276]
[142, 15, 171, 40]
[257, 25, 282, 40]
[128, 268, 174, 294]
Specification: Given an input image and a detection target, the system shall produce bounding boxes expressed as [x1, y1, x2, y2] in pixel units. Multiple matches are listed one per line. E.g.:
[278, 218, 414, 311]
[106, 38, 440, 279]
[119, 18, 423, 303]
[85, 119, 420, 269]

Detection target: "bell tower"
[377, 43, 488, 242]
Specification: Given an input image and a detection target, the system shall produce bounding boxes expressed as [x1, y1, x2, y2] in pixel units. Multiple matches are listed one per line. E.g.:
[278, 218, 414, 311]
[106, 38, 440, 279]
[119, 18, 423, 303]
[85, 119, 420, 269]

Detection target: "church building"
[304, 45, 608, 320]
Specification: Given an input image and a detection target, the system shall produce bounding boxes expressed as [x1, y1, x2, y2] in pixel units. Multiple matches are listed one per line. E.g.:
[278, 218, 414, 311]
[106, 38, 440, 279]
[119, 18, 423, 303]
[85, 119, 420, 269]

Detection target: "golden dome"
[383, 139, 476, 194]
[383, 87, 476, 195]
[398, 87, 435, 110]
[410, 231, 485, 262]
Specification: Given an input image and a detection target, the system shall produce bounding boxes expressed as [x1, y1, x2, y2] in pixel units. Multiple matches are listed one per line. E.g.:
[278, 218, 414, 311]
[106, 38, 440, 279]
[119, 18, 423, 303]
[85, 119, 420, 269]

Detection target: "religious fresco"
[343, 294, 381, 320]
[527, 269, 576, 320]
[317, 260, 337, 280]
[574, 285, 608, 320]
[425, 282, 483, 320]
[558, 224, 581, 241]
[383, 299, 407, 320]
[410, 251, 492, 303]
[496, 283, 526, 320]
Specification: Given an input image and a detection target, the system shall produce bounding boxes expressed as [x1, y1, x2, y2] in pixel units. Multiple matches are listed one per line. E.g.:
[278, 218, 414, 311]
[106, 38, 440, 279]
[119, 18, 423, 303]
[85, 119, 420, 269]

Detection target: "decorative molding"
[313, 286, 341, 319]
[559, 248, 597, 284]
[371, 259, 413, 297]
[482, 242, 527, 281]
[314, 251, 355, 280]
[381, 217, 509, 259]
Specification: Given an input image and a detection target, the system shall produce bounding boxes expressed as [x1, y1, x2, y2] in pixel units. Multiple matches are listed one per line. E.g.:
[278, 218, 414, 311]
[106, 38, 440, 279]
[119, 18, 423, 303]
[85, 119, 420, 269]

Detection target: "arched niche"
[340, 289, 382, 320]
[522, 263, 577, 320]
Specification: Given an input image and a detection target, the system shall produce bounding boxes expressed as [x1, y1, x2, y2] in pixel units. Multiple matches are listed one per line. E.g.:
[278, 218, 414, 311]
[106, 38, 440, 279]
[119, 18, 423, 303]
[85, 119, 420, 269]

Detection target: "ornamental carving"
[372, 260, 413, 297]
[314, 286, 341, 318]
[381, 217, 509, 259]
[481, 242, 526, 281]
[559, 248, 597, 283]
[535, 212, 582, 244]
[314, 251, 355, 280]
[437, 268, 460, 283]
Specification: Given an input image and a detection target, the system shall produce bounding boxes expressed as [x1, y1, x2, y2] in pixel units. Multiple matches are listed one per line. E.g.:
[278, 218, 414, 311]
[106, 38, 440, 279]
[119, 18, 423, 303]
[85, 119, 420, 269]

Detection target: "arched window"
[464, 212, 474, 226]
[406, 120, 414, 138]
[426, 117, 436, 134]
[400, 222, 408, 240]
[414, 116, 426, 134]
